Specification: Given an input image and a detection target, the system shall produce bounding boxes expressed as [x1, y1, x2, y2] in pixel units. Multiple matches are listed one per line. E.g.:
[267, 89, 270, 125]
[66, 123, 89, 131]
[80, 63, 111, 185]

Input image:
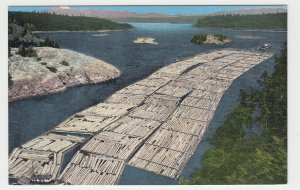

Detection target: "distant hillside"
[212, 7, 286, 15]
[48, 7, 168, 19]
[47, 7, 287, 24]
[8, 11, 132, 31]
[195, 13, 287, 29]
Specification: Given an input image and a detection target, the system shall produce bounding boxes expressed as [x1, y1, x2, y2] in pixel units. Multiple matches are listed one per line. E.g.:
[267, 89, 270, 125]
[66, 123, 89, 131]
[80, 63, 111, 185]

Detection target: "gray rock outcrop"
[9, 47, 121, 101]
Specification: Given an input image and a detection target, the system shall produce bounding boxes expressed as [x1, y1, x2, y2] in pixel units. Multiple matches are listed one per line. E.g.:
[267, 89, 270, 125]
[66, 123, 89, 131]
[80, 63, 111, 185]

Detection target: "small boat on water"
[259, 42, 271, 50]
[250, 40, 271, 52]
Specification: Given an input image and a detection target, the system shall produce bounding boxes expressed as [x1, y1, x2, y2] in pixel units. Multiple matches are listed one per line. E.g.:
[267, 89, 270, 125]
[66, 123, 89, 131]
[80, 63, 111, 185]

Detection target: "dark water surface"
[9, 23, 286, 184]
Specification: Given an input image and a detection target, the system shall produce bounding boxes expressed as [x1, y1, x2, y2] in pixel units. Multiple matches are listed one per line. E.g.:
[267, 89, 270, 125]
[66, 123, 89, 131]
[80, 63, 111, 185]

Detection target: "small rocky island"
[9, 47, 121, 101]
[133, 37, 158, 44]
[191, 33, 231, 45]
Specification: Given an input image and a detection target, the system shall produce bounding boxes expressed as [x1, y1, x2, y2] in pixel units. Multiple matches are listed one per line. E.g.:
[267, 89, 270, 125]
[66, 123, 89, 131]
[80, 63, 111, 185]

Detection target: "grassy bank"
[180, 43, 287, 184]
[9, 11, 133, 31]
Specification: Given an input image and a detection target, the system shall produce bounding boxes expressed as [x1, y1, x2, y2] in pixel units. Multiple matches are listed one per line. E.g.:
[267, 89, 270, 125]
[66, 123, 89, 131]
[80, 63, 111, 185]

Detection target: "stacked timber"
[9, 133, 87, 183]
[81, 131, 143, 160]
[129, 50, 273, 179]
[189, 89, 223, 101]
[161, 116, 206, 136]
[146, 129, 198, 153]
[9, 148, 57, 182]
[54, 116, 118, 134]
[154, 57, 204, 75]
[155, 84, 191, 98]
[59, 152, 125, 185]
[21, 133, 81, 153]
[104, 116, 161, 138]
[148, 71, 178, 81]
[173, 106, 214, 122]
[117, 84, 160, 96]
[135, 77, 171, 88]
[40, 133, 86, 143]
[54, 103, 134, 134]
[105, 93, 147, 106]
[144, 94, 180, 108]
[128, 144, 186, 178]
[78, 103, 134, 117]
[129, 103, 177, 122]
[181, 96, 220, 110]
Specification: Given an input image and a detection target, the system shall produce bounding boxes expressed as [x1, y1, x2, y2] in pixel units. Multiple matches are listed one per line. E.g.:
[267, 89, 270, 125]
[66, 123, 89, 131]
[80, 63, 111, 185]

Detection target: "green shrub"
[191, 33, 207, 44]
[46, 66, 57, 73]
[24, 23, 36, 32]
[41, 36, 60, 48]
[60, 60, 69, 66]
[17, 46, 37, 57]
[40, 62, 47, 66]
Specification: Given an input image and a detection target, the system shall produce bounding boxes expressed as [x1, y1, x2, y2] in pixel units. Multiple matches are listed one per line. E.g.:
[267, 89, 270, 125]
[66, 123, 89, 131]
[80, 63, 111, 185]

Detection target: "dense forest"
[180, 43, 287, 184]
[8, 12, 132, 31]
[195, 13, 287, 29]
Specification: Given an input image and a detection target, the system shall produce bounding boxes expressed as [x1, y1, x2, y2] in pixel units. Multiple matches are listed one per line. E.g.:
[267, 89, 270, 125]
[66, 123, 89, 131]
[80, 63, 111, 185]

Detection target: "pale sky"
[8, 5, 286, 15]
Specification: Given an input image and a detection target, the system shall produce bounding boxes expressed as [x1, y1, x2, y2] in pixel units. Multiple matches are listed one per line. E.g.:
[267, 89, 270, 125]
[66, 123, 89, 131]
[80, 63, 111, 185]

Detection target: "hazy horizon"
[8, 5, 286, 15]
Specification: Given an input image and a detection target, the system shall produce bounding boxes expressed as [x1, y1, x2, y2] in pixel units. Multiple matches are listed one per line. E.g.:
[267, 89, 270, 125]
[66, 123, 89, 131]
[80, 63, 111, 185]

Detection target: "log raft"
[9, 132, 88, 183]
[9, 49, 273, 184]
[128, 50, 273, 179]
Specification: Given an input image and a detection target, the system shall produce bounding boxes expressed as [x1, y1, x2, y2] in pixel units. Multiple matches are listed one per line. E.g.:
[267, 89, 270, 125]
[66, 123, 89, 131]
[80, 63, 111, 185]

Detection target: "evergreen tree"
[180, 43, 287, 184]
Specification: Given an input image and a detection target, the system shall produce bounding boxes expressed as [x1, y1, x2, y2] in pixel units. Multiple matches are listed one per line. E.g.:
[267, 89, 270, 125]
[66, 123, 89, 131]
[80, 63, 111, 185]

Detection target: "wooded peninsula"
[8, 11, 133, 31]
[195, 13, 287, 29]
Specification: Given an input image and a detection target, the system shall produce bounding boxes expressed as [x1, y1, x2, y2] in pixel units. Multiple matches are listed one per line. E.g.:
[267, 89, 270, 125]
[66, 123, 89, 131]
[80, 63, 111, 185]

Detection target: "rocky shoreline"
[8, 47, 121, 101]
[204, 34, 231, 45]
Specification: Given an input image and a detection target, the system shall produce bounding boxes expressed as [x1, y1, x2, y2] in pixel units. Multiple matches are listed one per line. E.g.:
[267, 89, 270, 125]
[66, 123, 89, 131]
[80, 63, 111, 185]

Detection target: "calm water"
[9, 23, 287, 184]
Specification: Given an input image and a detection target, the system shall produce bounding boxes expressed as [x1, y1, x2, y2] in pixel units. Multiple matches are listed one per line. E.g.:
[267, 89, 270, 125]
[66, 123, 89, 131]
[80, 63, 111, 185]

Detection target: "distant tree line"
[8, 11, 133, 31]
[180, 43, 287, 184]
[195, 13, 287, 29]
[113, 16, 201, 24]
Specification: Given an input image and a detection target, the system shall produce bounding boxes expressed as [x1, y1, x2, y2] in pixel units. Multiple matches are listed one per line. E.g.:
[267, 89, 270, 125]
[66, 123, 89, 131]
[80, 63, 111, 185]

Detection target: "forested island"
[191, 33, 230, 45]
[8, 11, 132, 31]
[195, 13, 287, 29]
[180, 43, 287, 184]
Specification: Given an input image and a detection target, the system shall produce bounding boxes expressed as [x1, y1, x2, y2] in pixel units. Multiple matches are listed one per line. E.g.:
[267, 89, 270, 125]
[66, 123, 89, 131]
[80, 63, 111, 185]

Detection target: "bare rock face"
[204, 35, 231, 45]
[9, 47, 121, 101]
